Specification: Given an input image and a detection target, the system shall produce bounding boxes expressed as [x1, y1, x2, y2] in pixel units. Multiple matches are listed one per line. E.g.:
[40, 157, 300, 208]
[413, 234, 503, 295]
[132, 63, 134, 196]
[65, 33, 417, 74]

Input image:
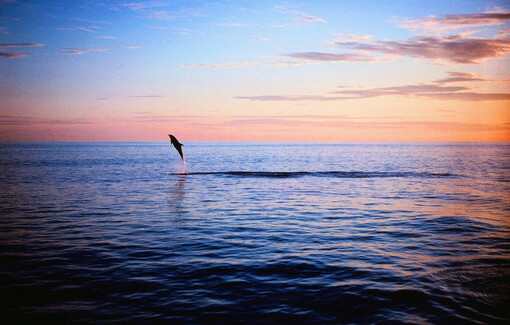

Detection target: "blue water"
[1, 142, 509, 324]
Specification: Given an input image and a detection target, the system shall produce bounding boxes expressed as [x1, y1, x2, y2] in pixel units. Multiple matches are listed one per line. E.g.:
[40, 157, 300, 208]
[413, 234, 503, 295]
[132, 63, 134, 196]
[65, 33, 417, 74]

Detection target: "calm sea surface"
[0, 142, 509, 324]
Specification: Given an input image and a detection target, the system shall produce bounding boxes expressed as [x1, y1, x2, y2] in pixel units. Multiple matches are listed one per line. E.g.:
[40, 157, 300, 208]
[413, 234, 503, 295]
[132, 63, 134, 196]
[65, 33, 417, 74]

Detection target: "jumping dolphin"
[168, 134, 184, 160]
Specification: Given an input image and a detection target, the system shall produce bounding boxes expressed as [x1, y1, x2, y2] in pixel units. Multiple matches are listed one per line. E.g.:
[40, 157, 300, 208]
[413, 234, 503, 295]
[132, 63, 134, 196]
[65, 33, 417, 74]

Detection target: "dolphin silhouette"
[169, 134, 184, 160]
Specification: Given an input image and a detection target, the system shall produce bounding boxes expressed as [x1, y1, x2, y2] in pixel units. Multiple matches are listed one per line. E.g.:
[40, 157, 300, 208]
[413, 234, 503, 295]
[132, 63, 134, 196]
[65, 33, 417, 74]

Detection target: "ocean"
[0, 142, 509, 324]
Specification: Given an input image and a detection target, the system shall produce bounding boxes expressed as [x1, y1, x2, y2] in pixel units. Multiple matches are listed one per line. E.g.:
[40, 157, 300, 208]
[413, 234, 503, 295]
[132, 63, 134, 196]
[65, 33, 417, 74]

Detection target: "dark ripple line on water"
[172, 171, 458, 179]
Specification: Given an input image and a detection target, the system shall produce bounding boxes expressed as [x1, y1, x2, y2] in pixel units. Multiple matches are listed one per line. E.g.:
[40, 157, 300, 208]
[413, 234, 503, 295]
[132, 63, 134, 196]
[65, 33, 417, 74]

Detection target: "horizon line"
[1, 140, 509, 144]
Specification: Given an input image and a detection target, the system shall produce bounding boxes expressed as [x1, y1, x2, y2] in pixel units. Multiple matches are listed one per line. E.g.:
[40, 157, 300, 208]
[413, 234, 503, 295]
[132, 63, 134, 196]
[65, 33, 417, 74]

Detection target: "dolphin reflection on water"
[168, 134, 184, 160]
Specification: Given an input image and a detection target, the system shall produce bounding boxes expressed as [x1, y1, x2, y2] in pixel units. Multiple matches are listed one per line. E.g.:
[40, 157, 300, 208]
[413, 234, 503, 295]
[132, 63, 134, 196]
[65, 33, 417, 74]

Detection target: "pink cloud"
[147, 10, 175, 20]
[275, 6, 326, 26]
[278, 7, 326, 23]
[333, 34, 510, 64]
[181, 61, 315, 68]
[496, 27, 510, 38]
[234, 95, 341, 101]
[0, 115, 91, 126]
[433, 71, 509, 83]
[221, 116, 510, 132]
[285, 51, 378, 62]
[130, 95, 164, 98]
[397, 12, 510, 31]
[235, 72, 510, 102]
[330, 34, 373, 42]
[433, 71, 486, 83]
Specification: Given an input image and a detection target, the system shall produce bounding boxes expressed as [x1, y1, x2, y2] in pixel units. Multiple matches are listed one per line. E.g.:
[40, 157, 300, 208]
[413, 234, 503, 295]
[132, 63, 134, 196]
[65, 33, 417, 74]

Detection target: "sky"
[1, 0, 509, 142]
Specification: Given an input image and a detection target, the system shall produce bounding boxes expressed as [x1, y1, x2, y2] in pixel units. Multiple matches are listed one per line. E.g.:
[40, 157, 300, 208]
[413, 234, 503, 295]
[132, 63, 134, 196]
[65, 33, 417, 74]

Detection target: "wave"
[172, 171, 457, 179]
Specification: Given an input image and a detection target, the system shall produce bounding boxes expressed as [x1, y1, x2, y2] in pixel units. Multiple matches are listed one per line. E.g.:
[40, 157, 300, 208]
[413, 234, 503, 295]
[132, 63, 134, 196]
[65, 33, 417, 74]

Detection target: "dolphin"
[169, 134, 184, 160]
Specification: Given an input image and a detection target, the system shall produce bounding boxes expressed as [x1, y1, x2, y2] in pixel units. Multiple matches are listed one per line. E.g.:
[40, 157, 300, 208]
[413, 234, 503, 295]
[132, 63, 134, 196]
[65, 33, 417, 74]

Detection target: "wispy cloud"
[0, 43, 43, 47]
[147, 25, 192, 35]
[413, 92, 510, 101]
[146, 10, 175, 20]
[94, 95, 163, 100]
[2, 44, 135, 58]
[117, 1, 170, 11]
[329, 84, 510, 101]
[0, 51, 28, 58]
[130, 95, 164, 98]
[236, 90, 510, 102]
[331, 33, 510, 64]
[115, 1, 201, 21]
[221, 116, 510, 132]
[0, 16, 19, 21]
[234, 95, 341, 101]
[276, 6, 326, 24]
[235, 72, 510, 102]
[286, 11, 510, 66]
[0, 115, 91, 126]
[97, 35, 117, 39]
[47, 14, 108, 25]
[58, 26, 96, 32]
[147, 25, 170, 30]
[181, 60, 316, 68]
[251, 36, 272, 42]
[496, 27, 510, 38]
[213, 22, 246, 27]
[433, 71, 509, 84]
[60, 48, 108, 55]
[396, 12, 510, 31]
[326, 34, 373, 43]
[0, 43, 44, 58]
[285, 52, 378, 62]
[65, 17, 108, 24]
[182, 62, 237, 68]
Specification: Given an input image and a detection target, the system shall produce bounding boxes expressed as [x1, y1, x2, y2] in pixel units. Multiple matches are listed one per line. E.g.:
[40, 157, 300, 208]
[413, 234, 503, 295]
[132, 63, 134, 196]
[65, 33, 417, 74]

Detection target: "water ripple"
[1, 143, 509, 323]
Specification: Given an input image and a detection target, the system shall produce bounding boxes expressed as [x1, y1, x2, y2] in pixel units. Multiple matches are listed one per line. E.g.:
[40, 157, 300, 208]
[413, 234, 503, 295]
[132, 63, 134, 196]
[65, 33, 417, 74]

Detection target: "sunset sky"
[1, 0, 509, 142]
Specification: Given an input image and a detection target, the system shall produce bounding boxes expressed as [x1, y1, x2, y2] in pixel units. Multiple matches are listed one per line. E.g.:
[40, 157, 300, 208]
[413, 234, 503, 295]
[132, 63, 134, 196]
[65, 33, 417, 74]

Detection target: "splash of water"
[176, 159, 186, 174]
